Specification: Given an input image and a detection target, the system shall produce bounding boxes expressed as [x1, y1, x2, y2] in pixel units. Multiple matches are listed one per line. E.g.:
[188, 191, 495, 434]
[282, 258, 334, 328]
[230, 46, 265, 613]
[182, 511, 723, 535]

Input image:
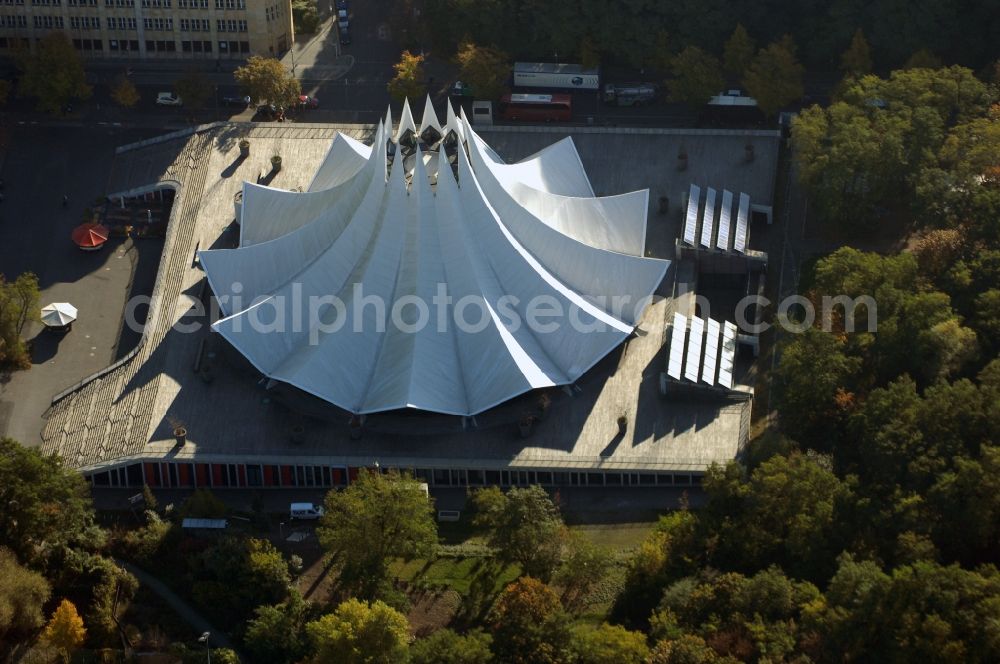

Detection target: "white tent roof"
[200, 98, 668, 416]
[40, 302, 77, 327]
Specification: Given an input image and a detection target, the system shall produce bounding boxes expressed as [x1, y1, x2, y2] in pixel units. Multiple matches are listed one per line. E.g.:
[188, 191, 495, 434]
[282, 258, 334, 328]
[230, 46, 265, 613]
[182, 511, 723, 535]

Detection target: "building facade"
[0, 0, 292, 59]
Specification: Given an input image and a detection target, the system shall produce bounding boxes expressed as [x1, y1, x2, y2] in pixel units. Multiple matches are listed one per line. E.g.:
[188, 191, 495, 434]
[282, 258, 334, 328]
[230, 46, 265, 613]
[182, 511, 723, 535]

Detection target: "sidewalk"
[280, 16, 354, 82]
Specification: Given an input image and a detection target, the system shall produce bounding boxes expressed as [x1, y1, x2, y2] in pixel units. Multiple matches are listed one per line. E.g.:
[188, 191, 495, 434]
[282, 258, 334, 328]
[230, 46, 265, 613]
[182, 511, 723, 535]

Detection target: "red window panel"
[263, 465, 275, 486]
[196, 464, 209, 487]
[238, 465, 247, 487]
[332, 468, 344, 485]
[281, 465, 294, 486]
[144, 463, 159, 487]
[178, 463, 192, 486]
[212, 464, 225, 486]
[348, 467, 360, 483]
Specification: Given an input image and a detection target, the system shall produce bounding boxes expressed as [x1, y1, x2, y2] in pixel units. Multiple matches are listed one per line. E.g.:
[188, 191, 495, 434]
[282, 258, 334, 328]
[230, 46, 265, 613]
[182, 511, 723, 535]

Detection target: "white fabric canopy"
[41, 302, 77, 327]
[200, 98, 668, 416]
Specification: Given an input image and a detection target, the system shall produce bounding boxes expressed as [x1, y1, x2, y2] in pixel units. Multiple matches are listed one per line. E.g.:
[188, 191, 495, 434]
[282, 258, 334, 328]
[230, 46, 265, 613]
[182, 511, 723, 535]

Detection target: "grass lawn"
[569, 522, 657, 552]
[392, 557, 520, 596]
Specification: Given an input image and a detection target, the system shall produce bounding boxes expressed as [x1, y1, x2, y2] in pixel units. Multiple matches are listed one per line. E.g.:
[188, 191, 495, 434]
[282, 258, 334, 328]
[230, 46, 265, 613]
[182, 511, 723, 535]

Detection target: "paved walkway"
[118, 560, 241, 655]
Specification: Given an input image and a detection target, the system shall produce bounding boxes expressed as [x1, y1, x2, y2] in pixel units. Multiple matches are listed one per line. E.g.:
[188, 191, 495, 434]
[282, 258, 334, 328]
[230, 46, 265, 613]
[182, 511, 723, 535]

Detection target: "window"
[181, 39, 191, 51]
[215, 0, 243, 8]
[68, 0, 97, 5]
[1, 0, 25, 6]
[141, 0, 170, 5]
[32, 15, 64, 28]
[238, 19, 246, 32]
[239, 40, 248, 52]
[70, 16, 100, 29]
[31, 0, 61, 5]
[1, 15, 26, 26]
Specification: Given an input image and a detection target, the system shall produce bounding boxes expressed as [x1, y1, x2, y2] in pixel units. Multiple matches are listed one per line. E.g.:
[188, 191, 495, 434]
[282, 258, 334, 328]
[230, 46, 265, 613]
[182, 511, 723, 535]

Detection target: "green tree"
[743, 36, 804, 117]
[723, 24, 755, 80]
[471, 485, 566, 581]
[306, 598, 410, 664]
[553, 533, 611, 610]
[0, 547, 51, 641]
[16, 32, 91, 115]
[174, 70, 212, 110]
[456, 41, 509, 101]
[42, 599, 86, 661]
[904, 49, 942, 70]
[0, 437, 100, 565]
[234, 55, 301, 107]
[318, 469, 436, 594]
[245, 590, 312, 664]
[177, 488, 227, 519]
[387, 50, 427, 102]
[292, 0, 320, 33]
[111, 76, 140, 109]
[193, 537, 290, 620]
[667, 46, 724, 110]
[648, 635, 733, 663]
[410, 628, 493, 664]
[0, 272, 40, 368]
[928, 446, 1000, 565]
[840, 29, 873, 79]
[488, 577, 572, 664]
[571, 623, 650, 664]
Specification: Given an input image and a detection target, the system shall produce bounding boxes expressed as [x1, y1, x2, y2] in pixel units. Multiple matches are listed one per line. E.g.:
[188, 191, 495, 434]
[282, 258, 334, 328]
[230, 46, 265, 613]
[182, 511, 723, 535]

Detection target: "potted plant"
[658, 195, 669, 215]
[199, 366, 213, 384]
[271, 155, 282, 173]
[170, 418, 187, 447]
[239, 138, 250, 157]
[290, 423, 305, 444]
[677, 149, 688, 171]
[349, 415, 363, 440]
[518, 414, 534, 439]
[617, 414, 628, 435]
[745, 142, 755, 163]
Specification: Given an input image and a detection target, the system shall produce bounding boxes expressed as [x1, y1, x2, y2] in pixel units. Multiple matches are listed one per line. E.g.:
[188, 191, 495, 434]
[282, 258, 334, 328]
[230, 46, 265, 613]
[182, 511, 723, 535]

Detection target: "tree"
[571, 623, 650, 664]
[471, 485, 566, 581]
[488, 578, 572, 664]
[387, 50, 427, 102]
[410, 628, 493, 664]
[0, 437, 100, 565]
[42, 599, 86, 661]
[193, 537, 290, 620]
[840, 29, 873, 79]
[318, 469, 436, 594]
[178, 488, 227, 519]
[648, 635, 732, 663]
[234, 55, 301, 107]
[667, 46, 724, 110]
[245, 590, 311, 664]
[292, 0, 320, 33]
[553, 533, 611, 610]
[16, 32, 91, 115]
[174, 70, 212, 110]
[456, 41, 509, 101]
[743, 37, 804, 117]
[0, 80, 9, 107]
[0, 272, 40, 368]
[904, 49, 942, 69]
[306, 598, 409, 664]
[0, 547, 51, 641]
[111, 76, 140, 109]
[723, 24, 755, 80]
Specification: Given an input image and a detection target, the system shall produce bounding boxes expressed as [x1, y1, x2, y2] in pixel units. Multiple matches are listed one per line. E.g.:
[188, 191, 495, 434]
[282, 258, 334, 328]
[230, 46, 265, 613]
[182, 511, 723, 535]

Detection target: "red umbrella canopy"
[72, 222, 110, 249]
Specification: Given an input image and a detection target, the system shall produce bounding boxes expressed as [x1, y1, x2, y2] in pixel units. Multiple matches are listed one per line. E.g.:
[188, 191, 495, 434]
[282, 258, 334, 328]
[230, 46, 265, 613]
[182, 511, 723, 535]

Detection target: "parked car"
[297, 95, 319, 109]
[289, 502, 324, 520]
[336, 0, 348, 9]
[255, 103, 284, 121]
[222, 94, 251, 108]
[156, 92, 183, 106]
[339, 26, 351, 45]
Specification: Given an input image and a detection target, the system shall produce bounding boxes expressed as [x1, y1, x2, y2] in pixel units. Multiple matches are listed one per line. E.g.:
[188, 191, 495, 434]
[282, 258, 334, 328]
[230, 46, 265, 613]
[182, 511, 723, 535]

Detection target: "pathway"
[118, 560, 241, 655]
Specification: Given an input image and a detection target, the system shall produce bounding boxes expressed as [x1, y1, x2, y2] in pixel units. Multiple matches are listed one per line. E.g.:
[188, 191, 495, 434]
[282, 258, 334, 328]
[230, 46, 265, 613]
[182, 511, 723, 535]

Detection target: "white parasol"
[40, 302, 78, 328]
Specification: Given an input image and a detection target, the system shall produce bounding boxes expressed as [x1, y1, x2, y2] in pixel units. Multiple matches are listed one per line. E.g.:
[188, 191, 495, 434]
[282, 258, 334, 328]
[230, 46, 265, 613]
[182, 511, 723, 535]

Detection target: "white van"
[289, 502, 325, 520]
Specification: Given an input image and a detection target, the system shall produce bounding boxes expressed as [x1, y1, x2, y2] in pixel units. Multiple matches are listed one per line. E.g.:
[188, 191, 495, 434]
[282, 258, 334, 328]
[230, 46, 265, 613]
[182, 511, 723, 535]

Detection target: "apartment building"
[0, 0, 293, 59]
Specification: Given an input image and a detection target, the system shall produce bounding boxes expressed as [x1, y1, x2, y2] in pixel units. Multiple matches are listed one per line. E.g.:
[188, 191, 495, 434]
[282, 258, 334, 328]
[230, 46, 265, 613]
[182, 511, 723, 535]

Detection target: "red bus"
[499, 93, 572, 122]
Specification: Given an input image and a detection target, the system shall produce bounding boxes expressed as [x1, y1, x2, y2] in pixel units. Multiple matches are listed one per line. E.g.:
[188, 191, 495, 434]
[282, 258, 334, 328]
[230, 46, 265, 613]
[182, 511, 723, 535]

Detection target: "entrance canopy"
[71, 222, 110, 250]
[41, 302, 78, 328]
[200, 98, 668, 416]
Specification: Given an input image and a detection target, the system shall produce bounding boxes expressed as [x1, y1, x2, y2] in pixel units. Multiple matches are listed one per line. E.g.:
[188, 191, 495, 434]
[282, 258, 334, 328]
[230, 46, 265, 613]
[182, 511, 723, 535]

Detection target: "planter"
[239, 139, 250, 157]
[173, 427, 187, 447]
[518, 417, 533, 439]
[199, 367, 213, 384]
[536, 393, 551, 421]
[677, 154, 688, 172]
[349, 417, 363, 440]
[271, 155, 282, 173]
[745, 144, 755, 163]
[658, 195, 669, 215]
[290, 424, 305, 444]
[616, 416, 628, 435]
